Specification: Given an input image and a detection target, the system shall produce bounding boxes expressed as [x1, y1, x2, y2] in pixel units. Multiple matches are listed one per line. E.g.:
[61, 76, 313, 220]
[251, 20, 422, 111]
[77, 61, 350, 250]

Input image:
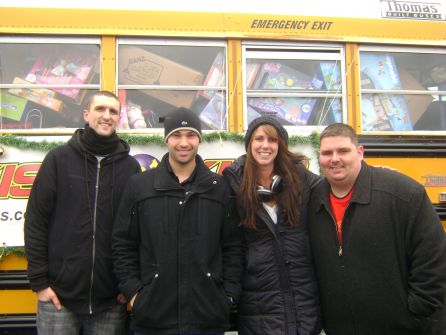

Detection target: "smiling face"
[83, 94, 120, 137]
[319, 135, 364, 190]
[167, 130, 200, 167]
[250, 125, 279, 170]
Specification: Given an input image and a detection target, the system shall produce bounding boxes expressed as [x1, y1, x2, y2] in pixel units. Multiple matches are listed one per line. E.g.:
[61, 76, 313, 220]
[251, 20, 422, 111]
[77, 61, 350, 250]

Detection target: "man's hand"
[117, 293, 127, 304]
[37, 287, 62, 310]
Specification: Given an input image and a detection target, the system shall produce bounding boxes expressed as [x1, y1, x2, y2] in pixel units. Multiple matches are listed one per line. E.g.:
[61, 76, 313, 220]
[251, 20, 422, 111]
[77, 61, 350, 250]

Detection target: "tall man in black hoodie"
[25, 91, 141, 335]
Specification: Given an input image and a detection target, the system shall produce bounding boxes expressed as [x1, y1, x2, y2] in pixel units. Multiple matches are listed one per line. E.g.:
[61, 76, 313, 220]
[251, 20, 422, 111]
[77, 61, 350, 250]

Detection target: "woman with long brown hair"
[223, 116, 321, 335]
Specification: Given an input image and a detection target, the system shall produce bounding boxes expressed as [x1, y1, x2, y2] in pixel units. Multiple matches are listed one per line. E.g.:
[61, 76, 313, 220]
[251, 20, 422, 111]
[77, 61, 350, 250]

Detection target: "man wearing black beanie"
[112, 107, 244, 335]
[25, 91, 141, 335]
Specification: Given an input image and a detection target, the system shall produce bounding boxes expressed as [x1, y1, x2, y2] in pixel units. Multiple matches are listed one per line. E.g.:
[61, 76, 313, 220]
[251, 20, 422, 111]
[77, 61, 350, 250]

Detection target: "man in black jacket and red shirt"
[308, 123, 446, 335]
[112, 107, 244, 335]
[24, 91, 141, 335]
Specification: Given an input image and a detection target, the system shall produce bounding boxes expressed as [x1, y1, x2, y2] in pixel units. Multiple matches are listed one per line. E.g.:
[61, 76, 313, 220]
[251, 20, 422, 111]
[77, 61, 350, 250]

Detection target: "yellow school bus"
[0, 1, 445, 332]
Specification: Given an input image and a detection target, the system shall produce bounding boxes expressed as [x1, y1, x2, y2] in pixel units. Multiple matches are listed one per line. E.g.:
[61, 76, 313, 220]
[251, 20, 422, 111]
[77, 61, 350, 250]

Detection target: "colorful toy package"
[360, 53, 413, 131]
[248, 97, 316, 126]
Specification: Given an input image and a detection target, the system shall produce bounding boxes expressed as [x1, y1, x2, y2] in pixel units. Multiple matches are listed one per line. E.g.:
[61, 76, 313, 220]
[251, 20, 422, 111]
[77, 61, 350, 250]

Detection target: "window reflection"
[360, 50, 446, 132]
[0, 42, 100, 131]
[117, 42, 227, 131]
[244, 48, 344, 129]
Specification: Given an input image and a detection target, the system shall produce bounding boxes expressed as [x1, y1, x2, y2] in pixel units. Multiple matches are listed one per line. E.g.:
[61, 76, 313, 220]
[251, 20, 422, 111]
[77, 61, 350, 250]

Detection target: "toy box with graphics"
[252, 62, 316, 90]
[199, 93, 226, 130]
[360, 53, 413, 131]
[26, 49, 97, 104]
[248, 97, 317, 126]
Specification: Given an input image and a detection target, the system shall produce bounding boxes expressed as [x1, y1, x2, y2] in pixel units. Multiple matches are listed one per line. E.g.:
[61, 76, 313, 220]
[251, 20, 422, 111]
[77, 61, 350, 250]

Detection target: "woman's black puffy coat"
[223, 155, 322, 335]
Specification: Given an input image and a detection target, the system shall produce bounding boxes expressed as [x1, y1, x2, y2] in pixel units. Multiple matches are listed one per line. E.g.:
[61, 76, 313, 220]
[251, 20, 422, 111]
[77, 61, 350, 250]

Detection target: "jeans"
[133, 333, 224, 335]
[37, 300, 127, 335]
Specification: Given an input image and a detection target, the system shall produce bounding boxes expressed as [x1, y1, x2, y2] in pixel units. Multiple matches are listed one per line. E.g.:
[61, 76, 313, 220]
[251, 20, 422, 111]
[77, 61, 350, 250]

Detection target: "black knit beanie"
[244, 116, 288, 150]
[160, 107, 202, 142]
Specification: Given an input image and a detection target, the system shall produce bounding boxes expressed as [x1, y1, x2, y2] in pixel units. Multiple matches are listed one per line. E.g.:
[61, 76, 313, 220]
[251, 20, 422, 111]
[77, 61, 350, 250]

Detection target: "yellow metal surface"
[0, 290, 36, 314]
[345, 43, 360, 130]
[0, 254, 27, 271]
[0, 7, 445, 46]
[365, 157, 446, 205]
[227, 39, 243, 132]
[101, 36, 117, 93]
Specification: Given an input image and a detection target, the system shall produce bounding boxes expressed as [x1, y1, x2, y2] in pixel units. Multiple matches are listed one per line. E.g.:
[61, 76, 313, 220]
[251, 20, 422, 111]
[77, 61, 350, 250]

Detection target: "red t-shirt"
[330, 188, 354, 243]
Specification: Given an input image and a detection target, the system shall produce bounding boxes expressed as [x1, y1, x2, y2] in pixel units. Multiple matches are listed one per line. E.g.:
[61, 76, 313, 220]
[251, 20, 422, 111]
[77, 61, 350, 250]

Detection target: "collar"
[165, 155, 198, 190]
[154, 153, 219, 193]
[317, 161, 372, 212]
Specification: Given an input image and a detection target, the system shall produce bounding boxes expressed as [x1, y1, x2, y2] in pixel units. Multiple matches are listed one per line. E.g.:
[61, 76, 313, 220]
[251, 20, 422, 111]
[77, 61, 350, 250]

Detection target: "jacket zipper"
[328, 210, 343, 257]
[178, 189, 195, 331]
[327, 203, 352, 257]
[89, 159, 101, 314]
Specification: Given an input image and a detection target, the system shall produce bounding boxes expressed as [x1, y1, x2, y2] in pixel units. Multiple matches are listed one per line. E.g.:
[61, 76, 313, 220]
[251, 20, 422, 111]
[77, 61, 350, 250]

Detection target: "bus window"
[243, 43, 346, 132]
[0, 37, 101, 133]
[359, 47, 446, 133]
[117, 39, 227, 131]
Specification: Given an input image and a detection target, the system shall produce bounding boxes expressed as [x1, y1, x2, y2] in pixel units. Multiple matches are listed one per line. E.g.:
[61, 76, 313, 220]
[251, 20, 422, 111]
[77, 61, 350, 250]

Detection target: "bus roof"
[0, 0, 445, 20]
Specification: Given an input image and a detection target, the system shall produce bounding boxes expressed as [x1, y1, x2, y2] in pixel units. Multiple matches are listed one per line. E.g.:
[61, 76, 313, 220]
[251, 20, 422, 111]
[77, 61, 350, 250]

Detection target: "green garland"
[0, 132, 320, 150]
[0, 132, 319, 261]
[0, 245, 26, 262]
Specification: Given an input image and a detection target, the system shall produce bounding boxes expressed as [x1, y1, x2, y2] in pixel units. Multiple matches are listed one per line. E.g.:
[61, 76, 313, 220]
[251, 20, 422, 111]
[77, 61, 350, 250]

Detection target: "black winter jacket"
[223, 155, 322, 335]
[112, 154, 244, 335]
[24, 129, 140, 315]
[308, 162, 446, 335]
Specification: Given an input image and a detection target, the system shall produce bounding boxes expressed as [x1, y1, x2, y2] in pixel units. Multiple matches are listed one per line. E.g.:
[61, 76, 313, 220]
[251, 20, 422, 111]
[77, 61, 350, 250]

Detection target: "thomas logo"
[380, 0, 445, 20]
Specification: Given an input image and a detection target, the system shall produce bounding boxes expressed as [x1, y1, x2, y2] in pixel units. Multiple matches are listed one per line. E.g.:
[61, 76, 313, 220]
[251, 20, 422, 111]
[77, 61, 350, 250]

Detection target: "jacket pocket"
[189, 270, 230, 327]
[52, 256, 91, 299]
[131, 267, 174, 326]
[133, 271, 159, 310]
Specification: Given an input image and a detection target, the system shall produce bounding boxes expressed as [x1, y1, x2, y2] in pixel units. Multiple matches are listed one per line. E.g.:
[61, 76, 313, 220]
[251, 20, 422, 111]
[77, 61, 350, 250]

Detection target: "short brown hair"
[85, 90, 120, 111]
[320, 123, 359, 146]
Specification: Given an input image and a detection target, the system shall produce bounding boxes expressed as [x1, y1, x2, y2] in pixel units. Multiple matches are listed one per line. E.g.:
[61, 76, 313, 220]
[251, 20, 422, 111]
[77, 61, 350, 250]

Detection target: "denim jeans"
[37, 300, 127, 335]
[133, 333, 224, 335]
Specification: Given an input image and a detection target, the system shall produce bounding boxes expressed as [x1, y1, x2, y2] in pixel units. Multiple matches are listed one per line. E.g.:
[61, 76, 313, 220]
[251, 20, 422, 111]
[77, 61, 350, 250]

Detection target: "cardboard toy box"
[26, 54, 95, 104]
[248, 97, 317, 126]
[1, 92, 66, 129]
[9, 77, 63, 112]
[252, 62, 317, 90]
[199, 51, 225, 100]
[1, 93, 28, 122]
[119, 46, 204, 108]
[316, 62, 342, 124]
[199, 93, 226, 130]
[397, 67, 432, 126]
[360, 53, 413, 131]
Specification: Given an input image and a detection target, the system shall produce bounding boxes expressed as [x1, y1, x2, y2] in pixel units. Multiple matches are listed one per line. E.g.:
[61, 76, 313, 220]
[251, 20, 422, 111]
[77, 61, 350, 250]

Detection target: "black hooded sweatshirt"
[25, 128, 140, 315]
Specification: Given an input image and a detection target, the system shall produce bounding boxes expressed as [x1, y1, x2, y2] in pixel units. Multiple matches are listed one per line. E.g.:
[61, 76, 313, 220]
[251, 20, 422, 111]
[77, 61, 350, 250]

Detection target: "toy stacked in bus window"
[360, 53, 413, 131]
[318, 62, 342, 123]
[246, 61, 261, 89]
[252, 62, 316, 90]
[248, 97, 316, 126]
[25, 51, 97, 103]
[200, 52, 225, 100]
[199, 93, 226, 130]
[248, 62, 318, 125]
